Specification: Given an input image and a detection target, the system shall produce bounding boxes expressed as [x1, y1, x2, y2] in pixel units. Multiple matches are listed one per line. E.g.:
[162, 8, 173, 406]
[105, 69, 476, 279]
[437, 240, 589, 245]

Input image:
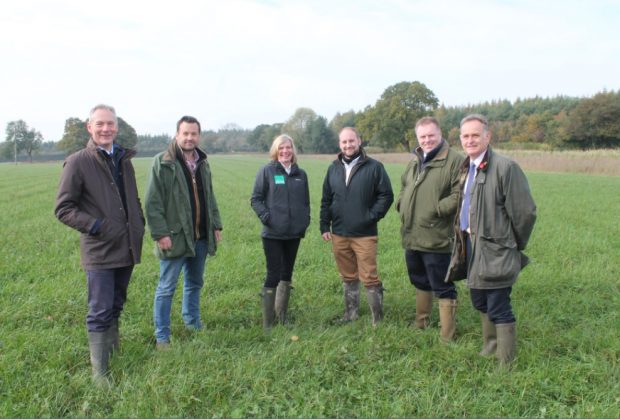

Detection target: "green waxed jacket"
[396, 141, 465, 253]
[145, 142, 222, 260]
[446, 147, 537, 289]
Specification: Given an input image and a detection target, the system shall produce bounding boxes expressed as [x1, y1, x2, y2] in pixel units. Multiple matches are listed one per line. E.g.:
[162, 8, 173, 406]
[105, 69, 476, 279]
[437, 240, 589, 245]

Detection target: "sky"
[1, 0, 619, 142]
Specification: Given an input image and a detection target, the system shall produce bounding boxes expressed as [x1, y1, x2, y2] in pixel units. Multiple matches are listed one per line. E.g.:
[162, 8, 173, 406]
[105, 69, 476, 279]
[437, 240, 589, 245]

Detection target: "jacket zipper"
[191, 174, 201, 240]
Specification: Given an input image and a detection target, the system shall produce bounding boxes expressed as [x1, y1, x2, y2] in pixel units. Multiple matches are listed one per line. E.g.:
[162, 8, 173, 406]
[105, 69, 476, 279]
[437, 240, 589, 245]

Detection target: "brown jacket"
[55, 140, 145, 270]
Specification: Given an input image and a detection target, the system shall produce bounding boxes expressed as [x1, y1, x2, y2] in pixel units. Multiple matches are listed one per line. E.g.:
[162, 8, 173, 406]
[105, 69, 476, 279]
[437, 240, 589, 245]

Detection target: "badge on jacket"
[274, 175, 285, 185]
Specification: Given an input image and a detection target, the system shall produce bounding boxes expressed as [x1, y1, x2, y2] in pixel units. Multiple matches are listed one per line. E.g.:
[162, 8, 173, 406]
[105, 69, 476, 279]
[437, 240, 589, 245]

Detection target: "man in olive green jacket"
[396, 117, 464, 342]
[145, 116, 222, 349]
[446, 114, 536, 367]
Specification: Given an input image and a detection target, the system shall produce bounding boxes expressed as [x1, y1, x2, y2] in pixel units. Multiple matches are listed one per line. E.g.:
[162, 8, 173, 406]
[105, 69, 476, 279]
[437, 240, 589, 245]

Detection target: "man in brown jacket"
[55, 104, 145, 386]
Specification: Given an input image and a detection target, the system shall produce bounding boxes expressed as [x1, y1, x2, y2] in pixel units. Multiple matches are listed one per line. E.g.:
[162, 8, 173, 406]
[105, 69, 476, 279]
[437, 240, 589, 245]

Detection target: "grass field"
[0, 153, 619, 418]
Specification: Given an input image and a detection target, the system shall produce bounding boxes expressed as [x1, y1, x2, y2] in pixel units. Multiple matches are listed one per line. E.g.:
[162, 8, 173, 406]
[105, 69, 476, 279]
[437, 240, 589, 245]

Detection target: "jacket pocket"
[477, 236, 521, 282]
[100, 218, 125, 242]
[290, 205, 311, 237]
[84, 219, 126, 261]
[156, 228, 187, 259]
[266, 205, 290, 235]
[416, 215, 450, 249]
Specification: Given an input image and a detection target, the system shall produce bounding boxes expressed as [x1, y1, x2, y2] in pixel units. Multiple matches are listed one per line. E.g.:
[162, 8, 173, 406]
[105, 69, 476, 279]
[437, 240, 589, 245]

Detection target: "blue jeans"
[153, 239, 208, 343]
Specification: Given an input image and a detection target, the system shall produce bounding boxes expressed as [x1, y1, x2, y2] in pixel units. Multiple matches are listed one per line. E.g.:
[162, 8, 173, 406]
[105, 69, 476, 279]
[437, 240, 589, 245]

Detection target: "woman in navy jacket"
[251, 135, 310, 329]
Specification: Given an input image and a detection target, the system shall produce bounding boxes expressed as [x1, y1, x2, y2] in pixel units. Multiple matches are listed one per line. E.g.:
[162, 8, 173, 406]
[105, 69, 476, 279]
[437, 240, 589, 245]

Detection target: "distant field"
[0, 155, 618, 418]
[308, 148, 620, 176]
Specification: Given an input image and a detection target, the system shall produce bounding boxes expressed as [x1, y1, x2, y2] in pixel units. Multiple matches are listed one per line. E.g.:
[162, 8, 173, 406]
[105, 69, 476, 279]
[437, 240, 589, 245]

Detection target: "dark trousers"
[465, 233, 515, 324]
[405, 249, 456, 299]
[86, 265, 133, 332]
[262, 237, 301, 288]
[470, 287, 515, 324]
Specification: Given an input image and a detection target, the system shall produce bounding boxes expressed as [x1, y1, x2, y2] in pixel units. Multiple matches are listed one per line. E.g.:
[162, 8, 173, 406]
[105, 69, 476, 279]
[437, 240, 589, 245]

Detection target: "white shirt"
[280, 162, 292, 174]
[343, 156, 361, 186]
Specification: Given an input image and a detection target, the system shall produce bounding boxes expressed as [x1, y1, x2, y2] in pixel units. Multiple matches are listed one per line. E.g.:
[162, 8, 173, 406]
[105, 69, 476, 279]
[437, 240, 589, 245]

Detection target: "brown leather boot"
[414, 290, 433, 329]
[438, 298, 457, 342]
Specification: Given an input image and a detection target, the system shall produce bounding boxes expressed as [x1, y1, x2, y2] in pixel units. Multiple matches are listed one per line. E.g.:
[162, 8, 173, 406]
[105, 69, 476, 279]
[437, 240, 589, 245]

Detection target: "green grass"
[0, 155, 619, 418]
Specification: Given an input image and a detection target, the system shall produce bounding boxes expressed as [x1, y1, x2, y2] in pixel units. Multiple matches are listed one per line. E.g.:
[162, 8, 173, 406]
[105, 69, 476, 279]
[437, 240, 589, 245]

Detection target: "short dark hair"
[176, 115, 201, 133]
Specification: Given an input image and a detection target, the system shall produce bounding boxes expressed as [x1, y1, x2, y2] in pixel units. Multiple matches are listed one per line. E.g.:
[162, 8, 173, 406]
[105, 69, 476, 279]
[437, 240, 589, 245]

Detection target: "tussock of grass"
[0, 156, 619, 418]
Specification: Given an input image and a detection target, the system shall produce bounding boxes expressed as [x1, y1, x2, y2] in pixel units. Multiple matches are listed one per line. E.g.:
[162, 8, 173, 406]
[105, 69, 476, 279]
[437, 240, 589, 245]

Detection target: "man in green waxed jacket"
[446, 114, 536, 367]
[145, 116, 222, 350]
[396, 117, 464, 342]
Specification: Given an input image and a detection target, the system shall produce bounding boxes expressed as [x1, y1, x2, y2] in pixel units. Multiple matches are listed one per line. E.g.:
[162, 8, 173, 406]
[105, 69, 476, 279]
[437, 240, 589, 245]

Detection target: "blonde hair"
[269, 134, 297, 164]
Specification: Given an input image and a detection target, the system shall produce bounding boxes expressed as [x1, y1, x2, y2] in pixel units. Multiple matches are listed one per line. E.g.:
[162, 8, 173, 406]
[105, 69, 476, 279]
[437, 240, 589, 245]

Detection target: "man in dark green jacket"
[446, 114, 536, 367]
[145, 116, 222, 350]
[396, 117, 464, 342]
[320, 127, 394, 326]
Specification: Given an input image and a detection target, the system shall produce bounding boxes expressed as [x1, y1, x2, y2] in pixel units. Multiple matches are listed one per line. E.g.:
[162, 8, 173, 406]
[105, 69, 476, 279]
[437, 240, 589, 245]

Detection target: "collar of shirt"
[342, 155, 361, 168]
[279, 161, 292, 174]
[343, 155, 360, 185]
[471, 153, 485, 169]
[97, 144, 115, 156]
[184, 149, 200, 173]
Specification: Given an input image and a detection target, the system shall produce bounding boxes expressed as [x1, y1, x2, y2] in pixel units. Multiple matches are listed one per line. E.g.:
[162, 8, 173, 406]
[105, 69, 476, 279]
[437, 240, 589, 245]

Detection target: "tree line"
[3, 81, 620, 161]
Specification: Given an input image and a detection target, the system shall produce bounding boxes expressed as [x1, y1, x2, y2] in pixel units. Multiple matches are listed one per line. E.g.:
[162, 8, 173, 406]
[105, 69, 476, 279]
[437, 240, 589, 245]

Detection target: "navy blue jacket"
[251, 161, 311, 239]
[320, 149, 394, 237]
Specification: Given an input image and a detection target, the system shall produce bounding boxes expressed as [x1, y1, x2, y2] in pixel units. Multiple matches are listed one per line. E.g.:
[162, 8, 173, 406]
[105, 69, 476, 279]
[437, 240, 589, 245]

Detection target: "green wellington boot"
[275, 281, 292, 325]
[261, 287, 277, 330]
[342, 281, 360, 322]
[496, 322, 517, 367]
[479, 313, 497, 356]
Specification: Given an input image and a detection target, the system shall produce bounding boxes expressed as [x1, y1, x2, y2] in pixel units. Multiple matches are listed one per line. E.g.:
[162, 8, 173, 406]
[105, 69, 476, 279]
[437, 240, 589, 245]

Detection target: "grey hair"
[460, 113, 488, 130]
[89, 104, 117, 122]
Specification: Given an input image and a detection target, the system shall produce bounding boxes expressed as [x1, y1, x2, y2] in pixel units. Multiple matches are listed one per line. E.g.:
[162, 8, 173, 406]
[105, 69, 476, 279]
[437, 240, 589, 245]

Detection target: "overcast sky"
[1, 0, 619, 142]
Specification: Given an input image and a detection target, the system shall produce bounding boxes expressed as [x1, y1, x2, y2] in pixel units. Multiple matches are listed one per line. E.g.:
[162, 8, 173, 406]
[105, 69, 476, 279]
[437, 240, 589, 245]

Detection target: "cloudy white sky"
[1, 0, 618, 142]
